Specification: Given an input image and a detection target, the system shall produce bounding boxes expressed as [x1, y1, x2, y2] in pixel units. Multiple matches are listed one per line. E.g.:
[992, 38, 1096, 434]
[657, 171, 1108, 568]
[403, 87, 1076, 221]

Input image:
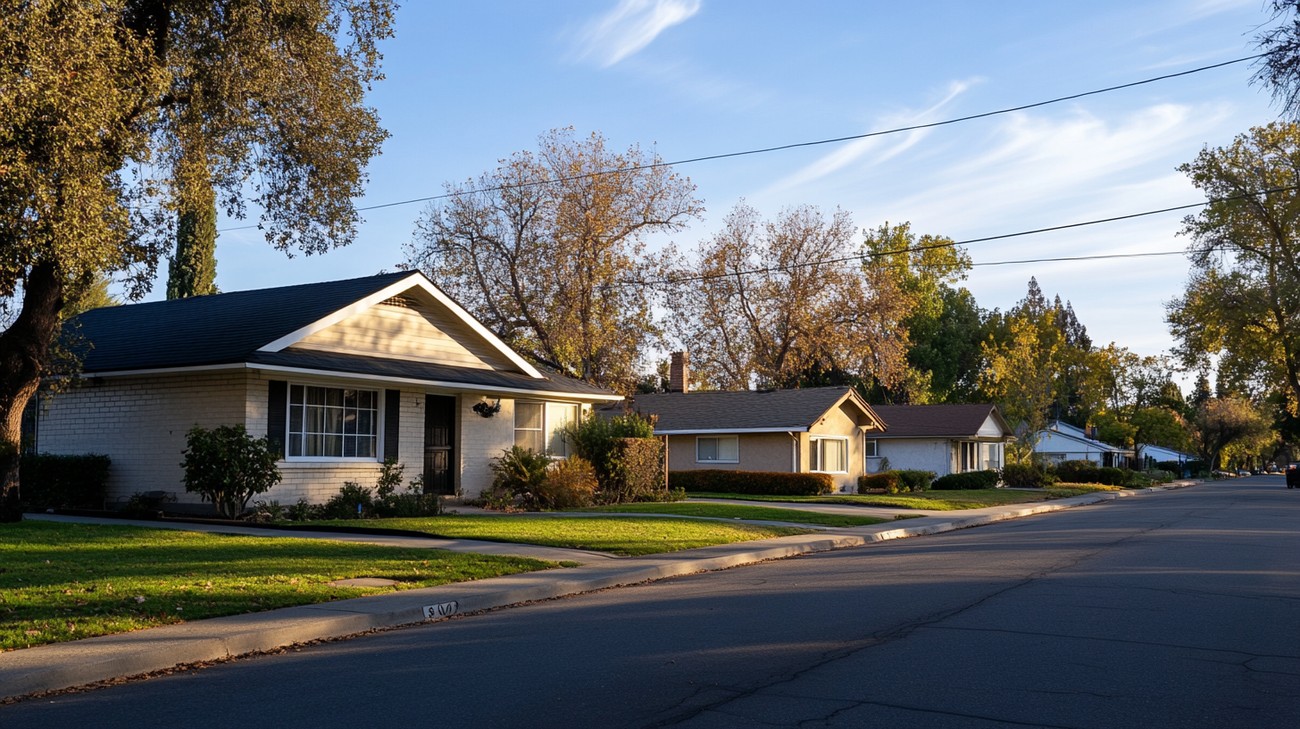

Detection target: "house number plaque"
[422, 601, 460, 620]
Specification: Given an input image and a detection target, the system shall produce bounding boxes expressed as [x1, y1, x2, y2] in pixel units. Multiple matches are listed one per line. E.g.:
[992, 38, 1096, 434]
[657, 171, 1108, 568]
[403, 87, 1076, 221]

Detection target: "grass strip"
[316, 515, 811, 557]
[686, 484, 1121, 510]
[576, 502, 888, 527]
[0, 521, 551, 651]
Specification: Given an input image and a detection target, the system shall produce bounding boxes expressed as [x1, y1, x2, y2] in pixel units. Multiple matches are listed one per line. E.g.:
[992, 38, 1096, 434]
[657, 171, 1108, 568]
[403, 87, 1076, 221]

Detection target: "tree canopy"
[405, 128, 703, 394]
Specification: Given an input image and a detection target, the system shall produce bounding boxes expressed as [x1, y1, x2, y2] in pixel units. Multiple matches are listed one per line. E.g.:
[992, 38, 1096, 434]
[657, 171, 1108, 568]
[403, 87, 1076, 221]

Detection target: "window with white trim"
[864, 438, 879, 458]
[958, 441, 978, 472]
[288, 384, 378, 459]
[515, 401, 582, 456]
[696, 435, 739, 463]
[811, 436, 849, 473]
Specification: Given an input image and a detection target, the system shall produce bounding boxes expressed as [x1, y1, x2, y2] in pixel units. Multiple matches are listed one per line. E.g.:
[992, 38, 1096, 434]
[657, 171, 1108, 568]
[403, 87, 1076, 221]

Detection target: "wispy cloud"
[570, 0, 702, 67]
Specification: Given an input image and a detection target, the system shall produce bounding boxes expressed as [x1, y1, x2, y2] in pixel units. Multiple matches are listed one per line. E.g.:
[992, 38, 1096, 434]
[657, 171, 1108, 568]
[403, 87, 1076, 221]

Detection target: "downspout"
[789, 432, 799, 472]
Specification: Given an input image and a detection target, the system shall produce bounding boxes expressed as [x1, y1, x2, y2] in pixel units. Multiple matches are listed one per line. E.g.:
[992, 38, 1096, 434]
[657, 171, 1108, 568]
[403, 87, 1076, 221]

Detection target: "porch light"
[473, 398, 501, 418]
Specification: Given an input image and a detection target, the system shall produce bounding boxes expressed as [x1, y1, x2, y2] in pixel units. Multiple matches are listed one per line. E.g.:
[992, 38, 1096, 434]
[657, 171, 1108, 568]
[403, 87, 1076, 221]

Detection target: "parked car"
[1288, 463, 1299, 489]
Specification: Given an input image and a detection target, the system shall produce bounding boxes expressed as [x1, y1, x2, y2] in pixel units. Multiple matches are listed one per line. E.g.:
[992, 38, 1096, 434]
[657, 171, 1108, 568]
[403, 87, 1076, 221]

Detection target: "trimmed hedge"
[858, 472, 899, 494]
[671, 469, 834, 496]
[1001, 462, 1056, 488]
[604, 437, 667, 503]
[20, 453, 111, 509]
[931, 469, 1000, 490]
[1053, 460, 1129, 486]
[895, 469, 934, 492]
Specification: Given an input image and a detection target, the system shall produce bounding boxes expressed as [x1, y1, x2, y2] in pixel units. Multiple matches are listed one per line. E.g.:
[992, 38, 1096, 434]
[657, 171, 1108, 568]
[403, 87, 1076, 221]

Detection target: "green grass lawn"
[576, 502, 889, 527]
[315, 515, 812, 556]
[0, 521, 552, 651]
[687, 484, 1121, 511]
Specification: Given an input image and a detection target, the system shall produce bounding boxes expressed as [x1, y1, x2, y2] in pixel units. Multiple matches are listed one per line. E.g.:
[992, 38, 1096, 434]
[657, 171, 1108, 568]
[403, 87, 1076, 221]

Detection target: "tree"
[979, 302, 1063, 460]
[667, 203, 911, 391]
[1254, 1, 1300, 119]
[1192, 396, 1271, 470]
[1169, 122, 1300, 419]
[406, 128, 702, 394]
[0, 1, 394, 521]
[180, 424, 281, 518]
[166, 158, 218, 299]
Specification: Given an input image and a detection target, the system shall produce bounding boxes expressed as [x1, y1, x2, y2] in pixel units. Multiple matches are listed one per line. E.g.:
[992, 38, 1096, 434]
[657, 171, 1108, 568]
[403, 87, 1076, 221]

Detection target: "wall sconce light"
[472, 398, 501, 418]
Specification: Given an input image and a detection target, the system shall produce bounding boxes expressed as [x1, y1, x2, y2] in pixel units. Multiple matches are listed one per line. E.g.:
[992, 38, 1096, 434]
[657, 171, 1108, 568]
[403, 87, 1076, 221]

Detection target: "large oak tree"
[0, 1, 393, 520]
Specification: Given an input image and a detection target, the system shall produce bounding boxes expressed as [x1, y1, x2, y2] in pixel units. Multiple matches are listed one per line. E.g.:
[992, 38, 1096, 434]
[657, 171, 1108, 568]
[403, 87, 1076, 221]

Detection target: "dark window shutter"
[384, 389, 401, 460]
[267, 380, 287, 458]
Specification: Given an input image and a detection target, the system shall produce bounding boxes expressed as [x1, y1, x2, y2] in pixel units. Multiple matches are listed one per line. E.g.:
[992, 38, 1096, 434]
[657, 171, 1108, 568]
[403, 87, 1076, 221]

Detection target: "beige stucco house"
[628, 355, 885, 493]
[30, 271, 620, 507]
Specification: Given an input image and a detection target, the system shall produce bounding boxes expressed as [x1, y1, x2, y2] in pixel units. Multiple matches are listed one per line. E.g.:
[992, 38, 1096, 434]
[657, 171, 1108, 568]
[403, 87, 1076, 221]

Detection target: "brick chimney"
[669, 351, 689, 393]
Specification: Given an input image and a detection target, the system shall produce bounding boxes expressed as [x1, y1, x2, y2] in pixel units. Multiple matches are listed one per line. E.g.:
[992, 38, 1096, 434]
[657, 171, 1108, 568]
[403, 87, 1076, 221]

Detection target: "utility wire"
[621, 184, 1300, 287]
[217, 53, 1266, 233]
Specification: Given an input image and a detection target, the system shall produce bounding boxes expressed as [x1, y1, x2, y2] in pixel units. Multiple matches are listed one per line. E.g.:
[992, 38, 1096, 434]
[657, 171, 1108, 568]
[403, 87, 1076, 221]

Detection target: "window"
[288, 384, 378, 459]
[515, 401, 582, 456]
[696, 435, 739, 463]
[958, 441, 978, 472]
[514, 402, 545, 452]
[811, 437, 849, 473]
[864, 439, 879, 458]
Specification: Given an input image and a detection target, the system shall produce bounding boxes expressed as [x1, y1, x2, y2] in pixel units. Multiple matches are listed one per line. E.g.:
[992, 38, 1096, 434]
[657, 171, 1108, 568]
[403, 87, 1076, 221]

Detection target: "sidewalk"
[0, 483, 1194, 701]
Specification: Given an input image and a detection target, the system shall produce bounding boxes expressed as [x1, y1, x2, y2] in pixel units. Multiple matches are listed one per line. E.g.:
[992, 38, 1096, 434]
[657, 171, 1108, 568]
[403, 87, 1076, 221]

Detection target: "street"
[4, 477, 1299, 728]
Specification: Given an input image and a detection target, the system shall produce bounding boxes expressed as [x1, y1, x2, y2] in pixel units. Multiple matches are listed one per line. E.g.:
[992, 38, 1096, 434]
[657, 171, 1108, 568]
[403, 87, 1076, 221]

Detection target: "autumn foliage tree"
[0, 1, 394, 520]
[406, 128, 703, 394]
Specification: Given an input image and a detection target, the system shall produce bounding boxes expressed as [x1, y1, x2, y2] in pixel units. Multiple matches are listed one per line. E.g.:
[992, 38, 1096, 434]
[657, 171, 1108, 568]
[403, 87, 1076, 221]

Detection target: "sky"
[183, 0, 1284, 377]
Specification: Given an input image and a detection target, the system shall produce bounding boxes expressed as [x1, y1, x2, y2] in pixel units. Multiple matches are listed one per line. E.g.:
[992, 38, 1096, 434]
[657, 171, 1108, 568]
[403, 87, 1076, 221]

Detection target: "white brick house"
[31, 271, 621, 507]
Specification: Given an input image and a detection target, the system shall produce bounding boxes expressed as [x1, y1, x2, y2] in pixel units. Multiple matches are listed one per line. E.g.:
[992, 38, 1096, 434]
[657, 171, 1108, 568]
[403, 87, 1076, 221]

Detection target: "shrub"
[318, 481, 375, 520]
[562, 413, 664, 502]
[858, 472, 900, 494]
[371, 459, 443, 517]
[534, 456, 599, 509]
[895, 470, 935, 492]
[1053, 460, 1130, 486]
[180, 424, 281, 518]
[1001, 462, 1056, 488]
[931, 470, 1000, 490]
[485, 446, 552, 511]
[19, 453, 111, 509]
[671, 469, 834, 496]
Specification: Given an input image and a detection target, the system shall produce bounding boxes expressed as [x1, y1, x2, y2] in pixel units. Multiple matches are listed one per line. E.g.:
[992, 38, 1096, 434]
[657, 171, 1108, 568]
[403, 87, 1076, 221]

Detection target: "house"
[865, 404, 1014, 478]
[627, 354, 885, 493]
[1032, 420, 1133, 468]
[1136, 443, 1195, 472]
[30, 271, 621, 507]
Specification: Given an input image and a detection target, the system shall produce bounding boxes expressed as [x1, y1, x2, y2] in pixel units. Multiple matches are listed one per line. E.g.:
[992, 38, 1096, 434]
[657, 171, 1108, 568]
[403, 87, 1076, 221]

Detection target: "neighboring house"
[1033, 420, 1133, 468]
[1136, 443, 1195, 471]
[866, 404, 1014, 478]
[30, 271, 620, 507]
[627, 354, 885, 493]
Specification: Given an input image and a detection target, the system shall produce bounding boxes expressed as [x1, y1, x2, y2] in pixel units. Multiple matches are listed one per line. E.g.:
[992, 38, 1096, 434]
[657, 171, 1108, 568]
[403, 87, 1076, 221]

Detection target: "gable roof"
[63, 272, 616, 400]
[1035, 420, 1131, 454]
[869, 404, 1013, 440]
[630, 387, 883, 434]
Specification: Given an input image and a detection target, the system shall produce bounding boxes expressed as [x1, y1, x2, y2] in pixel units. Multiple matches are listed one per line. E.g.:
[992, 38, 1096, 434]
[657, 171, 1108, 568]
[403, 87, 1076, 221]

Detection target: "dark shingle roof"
[631, 387, 868, 432]
[869, 404, 1009, 439]
[62, 272, 614, 398]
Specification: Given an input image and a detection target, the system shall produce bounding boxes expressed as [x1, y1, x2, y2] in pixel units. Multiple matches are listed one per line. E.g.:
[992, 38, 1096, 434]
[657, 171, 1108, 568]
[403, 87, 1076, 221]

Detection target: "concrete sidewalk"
[0, 483, 1193, 702]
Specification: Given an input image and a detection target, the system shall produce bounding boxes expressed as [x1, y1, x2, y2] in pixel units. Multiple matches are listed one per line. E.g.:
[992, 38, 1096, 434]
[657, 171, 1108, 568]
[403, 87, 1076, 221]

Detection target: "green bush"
[19, 453, 111, 509]
[180, 424, 281, 518]
[317, 481, 375, 519]
[1053, 460, 1130, 486]
[535, 456, 599, 509]
[562, 413, 664, 503]
[895, 470, 935, 492]
[931, 470, 1000, 490]
[372, 459, 442, 517]
[671, 469, 834, 496]
[1001, 462, 1056, 488]
[484, 446, 552, 511]
[858, 472, 900, 494]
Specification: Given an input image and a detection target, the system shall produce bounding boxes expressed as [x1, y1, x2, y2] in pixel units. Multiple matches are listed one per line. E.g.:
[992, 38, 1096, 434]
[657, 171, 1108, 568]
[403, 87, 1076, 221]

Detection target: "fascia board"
[255, 272, 545, 380]
[655, 427, 809, 435]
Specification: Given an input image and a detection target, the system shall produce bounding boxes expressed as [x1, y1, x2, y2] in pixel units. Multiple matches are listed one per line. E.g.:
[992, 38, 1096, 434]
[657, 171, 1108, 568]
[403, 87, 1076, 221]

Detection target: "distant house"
[867, 404, 1014, 478]
[628, 354, 885, 493]
[1033, 420, 1133, 468]
[1136, 443, 1195, 471]
[31, 272, 620, 507]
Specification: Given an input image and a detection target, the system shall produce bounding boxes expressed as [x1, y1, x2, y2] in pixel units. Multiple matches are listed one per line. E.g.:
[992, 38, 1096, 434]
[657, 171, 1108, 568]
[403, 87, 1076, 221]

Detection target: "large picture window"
[515, 401, 582, 456]
[288, 384, 378, 459]
[696, 435, 739, 463]
[811, 436, 849, 473]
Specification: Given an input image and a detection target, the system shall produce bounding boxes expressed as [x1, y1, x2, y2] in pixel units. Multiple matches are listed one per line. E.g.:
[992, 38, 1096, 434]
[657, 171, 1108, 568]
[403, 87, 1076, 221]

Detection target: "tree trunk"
[0, 262, 65, 522]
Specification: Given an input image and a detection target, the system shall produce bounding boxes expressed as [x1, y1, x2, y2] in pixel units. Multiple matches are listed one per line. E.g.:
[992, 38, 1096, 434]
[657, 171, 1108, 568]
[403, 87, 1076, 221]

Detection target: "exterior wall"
[1034, 431, 1106, 465]
[35, 370, 256, 507]
[873, 439, 954, 478]
[293, 301, 506, 370]
[808, 400, 869, 492]
[665, 432, 797, 476]
[460, 395, 515, 498]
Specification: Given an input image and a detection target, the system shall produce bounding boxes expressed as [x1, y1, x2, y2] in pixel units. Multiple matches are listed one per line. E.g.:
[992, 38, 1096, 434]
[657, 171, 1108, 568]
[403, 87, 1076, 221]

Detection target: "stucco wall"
[666, 432, 797, 475]
[874, 439, 953, 478]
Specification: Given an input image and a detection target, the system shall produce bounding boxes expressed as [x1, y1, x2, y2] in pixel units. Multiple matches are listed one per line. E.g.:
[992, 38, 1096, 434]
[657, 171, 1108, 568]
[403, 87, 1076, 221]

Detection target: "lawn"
[576, 502, 890, 527]
[0, 521, 552, 651]
[315, 515, 812, 556]
[687, 484, 1122, 511]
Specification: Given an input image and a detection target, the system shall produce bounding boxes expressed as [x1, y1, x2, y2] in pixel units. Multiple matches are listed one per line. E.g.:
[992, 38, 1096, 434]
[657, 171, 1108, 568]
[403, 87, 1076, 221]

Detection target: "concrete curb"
[0, 482, 1197, 701]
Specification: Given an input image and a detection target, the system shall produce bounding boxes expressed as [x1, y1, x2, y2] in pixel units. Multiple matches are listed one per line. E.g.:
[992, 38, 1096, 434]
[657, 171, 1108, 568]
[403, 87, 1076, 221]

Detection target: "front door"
[424, 395, 457, 495]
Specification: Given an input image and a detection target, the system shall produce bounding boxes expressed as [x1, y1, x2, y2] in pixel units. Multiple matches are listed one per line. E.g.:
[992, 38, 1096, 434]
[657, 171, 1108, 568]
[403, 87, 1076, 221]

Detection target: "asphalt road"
[5, 477, 1298, 728]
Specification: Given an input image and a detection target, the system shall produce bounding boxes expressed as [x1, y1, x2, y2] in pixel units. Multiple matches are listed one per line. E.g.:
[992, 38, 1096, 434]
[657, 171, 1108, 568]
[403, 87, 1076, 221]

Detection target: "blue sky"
[194, 0, 1282, 371]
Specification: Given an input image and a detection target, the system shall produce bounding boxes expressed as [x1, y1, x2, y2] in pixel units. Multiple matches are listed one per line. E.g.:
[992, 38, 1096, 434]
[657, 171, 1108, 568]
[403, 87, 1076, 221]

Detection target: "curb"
[0, 483, 1194, 701]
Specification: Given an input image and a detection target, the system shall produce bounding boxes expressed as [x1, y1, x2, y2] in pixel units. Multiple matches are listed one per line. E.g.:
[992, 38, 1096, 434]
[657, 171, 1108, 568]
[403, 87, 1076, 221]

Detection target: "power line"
[217, 53, 1266, 234]
[620, 184, 1300, 287]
